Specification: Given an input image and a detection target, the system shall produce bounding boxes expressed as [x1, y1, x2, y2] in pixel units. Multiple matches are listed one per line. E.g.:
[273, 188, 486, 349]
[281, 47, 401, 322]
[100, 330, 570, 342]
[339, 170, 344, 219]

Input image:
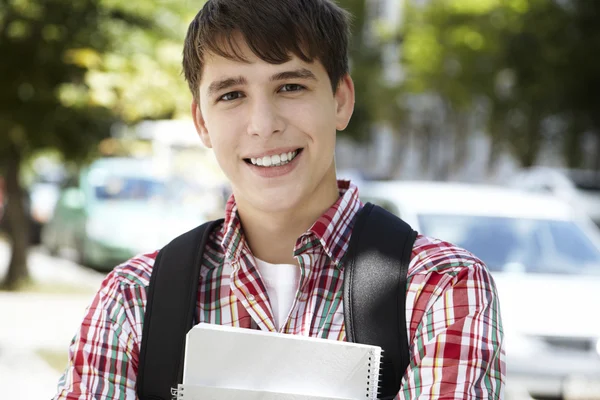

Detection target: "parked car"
[41, 157, 208, 270]
[508, 167, 600, 230]
[360, 180, 600, 400]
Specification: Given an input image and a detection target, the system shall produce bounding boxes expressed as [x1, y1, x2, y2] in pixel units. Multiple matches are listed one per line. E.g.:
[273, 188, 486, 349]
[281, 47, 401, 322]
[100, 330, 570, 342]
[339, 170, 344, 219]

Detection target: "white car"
[508, 167, 600, 230]
[360, 180, 600, 400]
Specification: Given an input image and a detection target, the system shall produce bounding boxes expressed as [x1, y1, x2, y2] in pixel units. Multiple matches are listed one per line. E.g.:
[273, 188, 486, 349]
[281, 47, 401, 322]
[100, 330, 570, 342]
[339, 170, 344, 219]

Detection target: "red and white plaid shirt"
[54, 181, 505, 399]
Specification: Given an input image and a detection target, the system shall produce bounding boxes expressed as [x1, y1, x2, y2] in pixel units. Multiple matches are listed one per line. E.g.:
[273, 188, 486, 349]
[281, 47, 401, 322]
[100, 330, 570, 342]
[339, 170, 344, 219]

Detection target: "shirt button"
[247, 294, 256, 303]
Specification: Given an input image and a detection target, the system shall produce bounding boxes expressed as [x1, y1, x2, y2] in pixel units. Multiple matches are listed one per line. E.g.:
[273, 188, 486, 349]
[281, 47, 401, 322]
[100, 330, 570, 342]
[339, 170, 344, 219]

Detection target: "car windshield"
[93, 176, 166, 201]
[418, 215, 600, 275]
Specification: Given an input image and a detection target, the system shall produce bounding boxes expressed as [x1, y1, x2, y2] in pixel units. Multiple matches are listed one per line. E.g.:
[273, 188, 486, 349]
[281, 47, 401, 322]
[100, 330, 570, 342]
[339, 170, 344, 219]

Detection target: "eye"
[219, 91, 244, 102]
[279, 84, 305, 93]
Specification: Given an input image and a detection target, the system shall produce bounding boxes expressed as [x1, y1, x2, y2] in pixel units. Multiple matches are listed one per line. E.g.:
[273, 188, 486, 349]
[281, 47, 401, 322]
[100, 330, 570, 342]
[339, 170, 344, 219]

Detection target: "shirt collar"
[220, 180, 362, 268]
[298, 180, 362, 268]
[221, 194, 245, 262]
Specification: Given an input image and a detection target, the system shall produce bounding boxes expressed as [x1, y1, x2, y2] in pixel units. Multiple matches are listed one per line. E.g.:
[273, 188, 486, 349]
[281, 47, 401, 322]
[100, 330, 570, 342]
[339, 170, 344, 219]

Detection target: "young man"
[54, 0, 505, 398]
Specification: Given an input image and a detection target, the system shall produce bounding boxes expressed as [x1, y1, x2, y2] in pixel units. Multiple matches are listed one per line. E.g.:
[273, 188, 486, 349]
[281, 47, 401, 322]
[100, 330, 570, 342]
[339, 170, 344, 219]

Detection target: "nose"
[247, 97, 285, 138]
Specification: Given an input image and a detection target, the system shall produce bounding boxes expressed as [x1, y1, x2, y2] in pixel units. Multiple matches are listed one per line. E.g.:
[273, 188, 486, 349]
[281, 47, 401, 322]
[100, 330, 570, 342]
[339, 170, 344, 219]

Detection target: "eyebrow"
[207, 77, 247, 96]
[206, 68, 317, 96]
[270, 68, 317, 82]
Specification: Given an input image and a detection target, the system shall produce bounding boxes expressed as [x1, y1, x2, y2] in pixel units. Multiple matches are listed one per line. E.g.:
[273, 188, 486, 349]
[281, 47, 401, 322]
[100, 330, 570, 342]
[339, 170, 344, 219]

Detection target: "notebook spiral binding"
[367, 349, 382, 399]
[174, 385, 184, 400]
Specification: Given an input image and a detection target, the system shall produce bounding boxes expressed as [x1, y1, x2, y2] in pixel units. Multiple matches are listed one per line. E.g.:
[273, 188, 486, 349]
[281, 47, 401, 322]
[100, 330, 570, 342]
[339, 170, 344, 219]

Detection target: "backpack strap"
[137, 219, 223, 400]
[343, 203, 418, 400]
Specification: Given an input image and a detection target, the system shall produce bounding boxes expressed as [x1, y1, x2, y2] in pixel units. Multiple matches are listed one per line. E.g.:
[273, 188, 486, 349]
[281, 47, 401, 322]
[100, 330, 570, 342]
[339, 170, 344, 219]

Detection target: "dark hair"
[182, 0, 351, 101]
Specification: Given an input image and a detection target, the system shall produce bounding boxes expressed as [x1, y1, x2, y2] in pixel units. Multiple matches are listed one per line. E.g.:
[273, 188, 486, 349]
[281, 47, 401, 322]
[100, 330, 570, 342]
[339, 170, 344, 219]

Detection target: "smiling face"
[192, 38, 354, 215]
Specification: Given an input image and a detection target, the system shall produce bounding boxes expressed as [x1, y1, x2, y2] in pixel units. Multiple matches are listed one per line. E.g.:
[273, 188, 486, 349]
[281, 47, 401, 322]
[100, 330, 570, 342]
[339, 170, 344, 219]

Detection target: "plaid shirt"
[54, 181, 505, 399]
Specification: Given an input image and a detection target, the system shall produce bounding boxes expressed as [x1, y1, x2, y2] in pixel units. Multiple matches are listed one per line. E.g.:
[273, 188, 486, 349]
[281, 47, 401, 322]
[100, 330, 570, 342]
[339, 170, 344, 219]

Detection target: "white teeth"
[249, 150, 300, 167]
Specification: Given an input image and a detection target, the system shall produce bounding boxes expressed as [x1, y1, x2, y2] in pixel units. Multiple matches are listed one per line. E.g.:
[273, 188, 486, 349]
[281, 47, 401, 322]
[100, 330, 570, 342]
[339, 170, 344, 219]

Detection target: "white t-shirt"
[254, 257, 301, 331]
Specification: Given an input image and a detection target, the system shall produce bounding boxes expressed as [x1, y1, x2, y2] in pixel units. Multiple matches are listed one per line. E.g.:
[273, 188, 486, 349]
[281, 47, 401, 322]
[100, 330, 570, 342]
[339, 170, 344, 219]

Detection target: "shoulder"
[407, 234, 494, 296]
[409, 234, 485, 276]
[99, 220, 225, 294]
[106, 251, 157, 290]
[72, 252, 159, 338]
[94, 252, 158, 312]
[406, 235, 501, 332]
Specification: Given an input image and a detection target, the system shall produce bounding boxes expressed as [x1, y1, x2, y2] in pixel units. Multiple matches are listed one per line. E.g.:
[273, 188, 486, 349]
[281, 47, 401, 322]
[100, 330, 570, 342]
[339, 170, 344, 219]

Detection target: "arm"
[398, 263, 506, 399]
[53, 270, 144, 400]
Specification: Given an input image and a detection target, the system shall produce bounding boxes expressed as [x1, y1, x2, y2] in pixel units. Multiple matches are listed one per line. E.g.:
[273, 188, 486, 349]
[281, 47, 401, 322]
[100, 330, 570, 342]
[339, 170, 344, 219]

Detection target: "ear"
[191, 101, 212, 148]
[334, 74, 355, 131]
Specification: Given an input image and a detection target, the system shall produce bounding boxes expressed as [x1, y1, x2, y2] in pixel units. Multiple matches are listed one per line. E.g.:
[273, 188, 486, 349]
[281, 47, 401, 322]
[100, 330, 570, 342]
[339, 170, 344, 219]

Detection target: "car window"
[547, 222, 600, 264]
[418, 214, 600, 275]
[93, 176, 165, 201]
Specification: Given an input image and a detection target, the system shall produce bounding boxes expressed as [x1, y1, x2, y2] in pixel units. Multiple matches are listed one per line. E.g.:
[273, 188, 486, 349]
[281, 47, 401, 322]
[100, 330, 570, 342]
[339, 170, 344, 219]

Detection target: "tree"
[338, 0, 405, 143]
[550, 0, 600, 170]
[0, 0, 195, 289]
[400, 0, 600, 171]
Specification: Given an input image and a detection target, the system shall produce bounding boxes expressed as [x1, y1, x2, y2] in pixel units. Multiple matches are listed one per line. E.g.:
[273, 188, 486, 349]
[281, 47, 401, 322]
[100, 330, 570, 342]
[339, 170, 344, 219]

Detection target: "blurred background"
[0, 0, 599, 398]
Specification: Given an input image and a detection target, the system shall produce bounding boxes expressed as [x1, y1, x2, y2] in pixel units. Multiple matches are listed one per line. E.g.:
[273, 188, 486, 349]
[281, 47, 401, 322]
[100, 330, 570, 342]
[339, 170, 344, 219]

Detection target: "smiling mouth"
[244, 149, 303, 167]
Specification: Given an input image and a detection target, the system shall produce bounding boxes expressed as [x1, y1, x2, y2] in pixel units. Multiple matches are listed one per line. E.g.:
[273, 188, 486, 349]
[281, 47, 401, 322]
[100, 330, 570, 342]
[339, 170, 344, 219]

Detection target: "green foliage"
[401, 0, 600, 168]
[0, 0, 196, 164]
[338, 0, 405, 142]
[0, 0, 199, 288]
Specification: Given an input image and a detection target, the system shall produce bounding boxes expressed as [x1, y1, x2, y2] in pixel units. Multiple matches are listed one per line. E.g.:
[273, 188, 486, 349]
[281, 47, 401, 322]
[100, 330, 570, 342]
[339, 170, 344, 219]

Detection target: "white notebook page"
[181, 323, 382, 399]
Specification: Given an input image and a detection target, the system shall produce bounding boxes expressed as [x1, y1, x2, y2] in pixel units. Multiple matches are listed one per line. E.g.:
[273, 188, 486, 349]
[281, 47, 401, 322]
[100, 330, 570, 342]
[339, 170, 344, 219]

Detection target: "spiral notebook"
[175, 323, 382, 399]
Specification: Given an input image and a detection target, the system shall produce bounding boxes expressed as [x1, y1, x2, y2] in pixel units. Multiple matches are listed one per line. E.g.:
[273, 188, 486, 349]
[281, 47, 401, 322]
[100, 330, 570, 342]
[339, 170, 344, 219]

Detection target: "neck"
[236, 180, 340, 265]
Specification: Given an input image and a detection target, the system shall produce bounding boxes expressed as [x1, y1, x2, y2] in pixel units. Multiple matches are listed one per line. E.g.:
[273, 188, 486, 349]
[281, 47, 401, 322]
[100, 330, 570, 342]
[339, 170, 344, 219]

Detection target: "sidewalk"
[0, 240, 106, 399]
[0, 292, 97, 399]
[0, 346, 64, 399]
[0, 239, 106, 292]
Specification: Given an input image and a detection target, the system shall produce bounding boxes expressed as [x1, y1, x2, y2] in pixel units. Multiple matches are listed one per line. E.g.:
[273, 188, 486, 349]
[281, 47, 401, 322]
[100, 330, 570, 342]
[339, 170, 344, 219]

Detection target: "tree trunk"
[387, 126, 408, 179]
[521, 116, 542, 168]
[451, 112, 469, 177]
[420, 123, 434, 177]
[514, 114, 542, 168]
[594, 131, 600, 173]
[1, 144, 29, 290]
[564, 126, 583, 169]
[486, 106, 507, 176]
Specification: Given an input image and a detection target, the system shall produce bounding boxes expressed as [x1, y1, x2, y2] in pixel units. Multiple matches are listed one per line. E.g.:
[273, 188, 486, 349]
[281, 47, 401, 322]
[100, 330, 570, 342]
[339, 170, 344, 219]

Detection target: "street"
[0, 239, 106, 399]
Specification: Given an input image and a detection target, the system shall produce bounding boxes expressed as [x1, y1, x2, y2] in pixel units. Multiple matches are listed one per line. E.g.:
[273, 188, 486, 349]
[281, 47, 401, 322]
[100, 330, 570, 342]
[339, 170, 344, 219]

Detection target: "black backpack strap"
[137, 219, 223, 400]
[343, 203, 418, 400]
